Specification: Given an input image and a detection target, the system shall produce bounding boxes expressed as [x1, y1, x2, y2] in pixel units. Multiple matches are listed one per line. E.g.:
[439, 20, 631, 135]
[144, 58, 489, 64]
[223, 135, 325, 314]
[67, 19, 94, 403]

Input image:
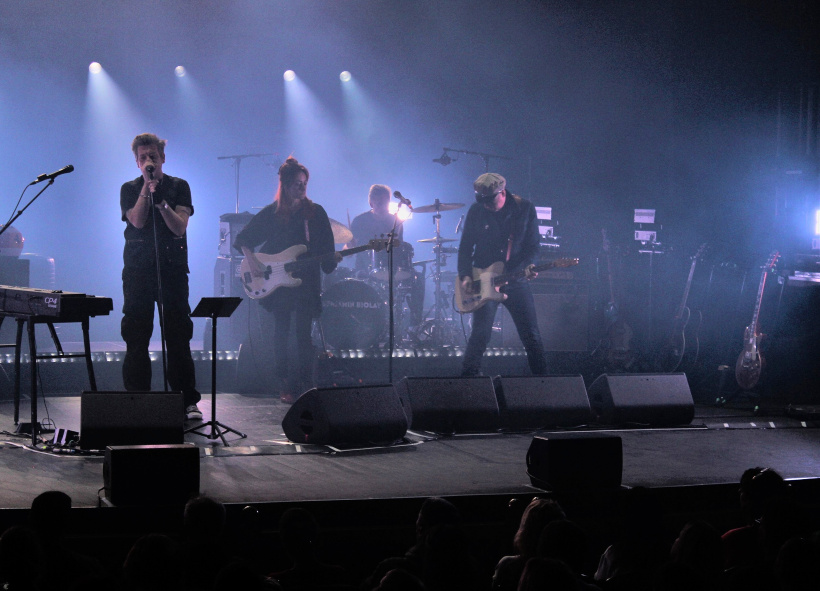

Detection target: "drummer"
[349, 184, 403, 275]
[349, 184, 424, 326]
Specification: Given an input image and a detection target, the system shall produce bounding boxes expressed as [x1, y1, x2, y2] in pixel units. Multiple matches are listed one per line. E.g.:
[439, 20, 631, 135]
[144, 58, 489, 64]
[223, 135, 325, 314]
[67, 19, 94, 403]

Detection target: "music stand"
[186, 297, 246, 446]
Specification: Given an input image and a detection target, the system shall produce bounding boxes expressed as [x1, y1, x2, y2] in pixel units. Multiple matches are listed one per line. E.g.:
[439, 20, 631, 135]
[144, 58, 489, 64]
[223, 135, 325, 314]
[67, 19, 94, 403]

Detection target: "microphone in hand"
[145, 164, 155, 180]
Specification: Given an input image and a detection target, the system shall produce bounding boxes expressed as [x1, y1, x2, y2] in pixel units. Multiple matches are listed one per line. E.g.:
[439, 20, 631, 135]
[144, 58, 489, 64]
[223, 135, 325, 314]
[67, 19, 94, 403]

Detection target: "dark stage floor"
[1, 385, 819, 511]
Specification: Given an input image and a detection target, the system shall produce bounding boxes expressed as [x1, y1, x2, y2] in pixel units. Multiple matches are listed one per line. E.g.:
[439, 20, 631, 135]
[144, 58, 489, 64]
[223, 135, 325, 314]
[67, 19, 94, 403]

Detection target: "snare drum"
[321, 279, 387, 349]
[371, 242, 414, 282]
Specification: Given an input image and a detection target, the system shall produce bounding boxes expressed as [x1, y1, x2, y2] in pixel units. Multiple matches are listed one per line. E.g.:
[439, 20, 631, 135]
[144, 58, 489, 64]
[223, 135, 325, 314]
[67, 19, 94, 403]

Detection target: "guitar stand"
[185, 297, 246, 446]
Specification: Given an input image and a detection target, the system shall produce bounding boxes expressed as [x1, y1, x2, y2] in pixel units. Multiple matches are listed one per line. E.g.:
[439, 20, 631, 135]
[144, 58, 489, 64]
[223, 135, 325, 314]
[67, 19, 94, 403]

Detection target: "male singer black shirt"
[120, 174, 200, 407]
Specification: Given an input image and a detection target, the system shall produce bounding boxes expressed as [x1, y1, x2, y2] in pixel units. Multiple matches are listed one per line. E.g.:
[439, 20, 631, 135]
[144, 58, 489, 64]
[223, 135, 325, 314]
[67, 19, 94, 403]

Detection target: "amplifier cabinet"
[500, 280, 589, 352]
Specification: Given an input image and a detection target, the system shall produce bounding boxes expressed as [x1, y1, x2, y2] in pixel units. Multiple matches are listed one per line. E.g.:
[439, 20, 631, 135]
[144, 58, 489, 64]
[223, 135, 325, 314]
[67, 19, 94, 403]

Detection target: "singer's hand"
[143, 178, 158, 193]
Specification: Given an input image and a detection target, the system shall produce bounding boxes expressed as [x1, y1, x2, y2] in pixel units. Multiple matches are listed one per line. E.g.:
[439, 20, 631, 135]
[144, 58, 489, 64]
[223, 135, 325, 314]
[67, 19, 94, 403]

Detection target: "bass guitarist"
[234, 157, 341, 403]
[458, 173, 547, 377]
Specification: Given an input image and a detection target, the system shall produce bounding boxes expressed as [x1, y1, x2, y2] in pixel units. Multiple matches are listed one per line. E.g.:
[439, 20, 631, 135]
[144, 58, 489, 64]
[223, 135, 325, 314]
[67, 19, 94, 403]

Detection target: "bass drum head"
[321, 279, 387, 349]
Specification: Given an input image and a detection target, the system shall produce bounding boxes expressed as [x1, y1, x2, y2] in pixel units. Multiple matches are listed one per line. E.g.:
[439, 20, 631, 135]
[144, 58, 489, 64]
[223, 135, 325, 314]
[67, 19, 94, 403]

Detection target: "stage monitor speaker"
[527, 433, 623, 491]
[395, 376, 500, 434]
[587, 373, 694, 427]
[493, 375, 592, 430]
[282, 385, 407, 446]
[501, 282, 589, 352]
[80, 391, 184, 450]
[104, 443, 199, 506]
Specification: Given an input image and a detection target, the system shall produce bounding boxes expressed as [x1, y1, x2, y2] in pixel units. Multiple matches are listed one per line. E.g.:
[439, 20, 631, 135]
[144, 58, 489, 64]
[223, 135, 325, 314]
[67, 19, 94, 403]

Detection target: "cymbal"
[412, 202, 465, 213]
[412, 259, 436, 266]
[418, 237, 457, 244]
[328, 218, 353, 244]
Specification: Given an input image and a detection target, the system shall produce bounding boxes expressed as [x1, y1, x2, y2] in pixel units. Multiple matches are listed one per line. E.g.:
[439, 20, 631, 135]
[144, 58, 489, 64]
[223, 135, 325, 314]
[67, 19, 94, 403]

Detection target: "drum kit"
[321, 200, 466, 350]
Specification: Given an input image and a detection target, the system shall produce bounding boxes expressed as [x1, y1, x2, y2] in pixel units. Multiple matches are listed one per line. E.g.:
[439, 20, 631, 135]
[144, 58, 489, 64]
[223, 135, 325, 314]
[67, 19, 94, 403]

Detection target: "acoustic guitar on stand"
[657, 243, 707, 372]
[735, 251, 779, 390]
[240, 238, 392, 299]
[454, 258, 580, 314]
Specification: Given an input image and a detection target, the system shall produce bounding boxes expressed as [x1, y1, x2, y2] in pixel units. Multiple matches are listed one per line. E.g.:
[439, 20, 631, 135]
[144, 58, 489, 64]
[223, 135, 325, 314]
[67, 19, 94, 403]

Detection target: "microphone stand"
[440, 147, 513, 172]
[386, 213, 403, 384]
[0, 180, 57, 239]
[148, 174, 170, 392]
[216, 153, 273, 214]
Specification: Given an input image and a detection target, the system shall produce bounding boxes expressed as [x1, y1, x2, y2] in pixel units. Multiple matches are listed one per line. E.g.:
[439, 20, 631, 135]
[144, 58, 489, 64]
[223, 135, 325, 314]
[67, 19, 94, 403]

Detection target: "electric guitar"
[735, 251, 779, 390]
[658, 243, 707, 372]
[239, 238, 393, 299]
[454, 258, 580, 313]
[601, 229, 634, 369]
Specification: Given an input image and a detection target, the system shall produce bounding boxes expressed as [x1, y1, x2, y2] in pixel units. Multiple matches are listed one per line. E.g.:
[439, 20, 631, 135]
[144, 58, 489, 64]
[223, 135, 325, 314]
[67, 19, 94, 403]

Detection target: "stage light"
[89, 62, 102, 74]
[283, 70, 296, 81]
[174, 66, 186, 77]
[815, 209, 820, 235]
[340, 71, 351, 82]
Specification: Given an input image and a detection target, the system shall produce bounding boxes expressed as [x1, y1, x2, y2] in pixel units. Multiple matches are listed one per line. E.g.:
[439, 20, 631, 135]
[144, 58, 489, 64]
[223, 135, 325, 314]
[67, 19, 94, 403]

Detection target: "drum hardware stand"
[418, 201, 458, 347]
[185, 297, 246, 446]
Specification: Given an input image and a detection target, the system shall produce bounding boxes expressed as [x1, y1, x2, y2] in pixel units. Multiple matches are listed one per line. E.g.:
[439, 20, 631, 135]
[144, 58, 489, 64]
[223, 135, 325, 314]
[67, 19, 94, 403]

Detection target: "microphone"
[455, 214, 465, 234]
[433, 153, 452, 166]
[393, 191, 413, 210]
[31, 165, 74, 185]
[145, 164, 155, 180]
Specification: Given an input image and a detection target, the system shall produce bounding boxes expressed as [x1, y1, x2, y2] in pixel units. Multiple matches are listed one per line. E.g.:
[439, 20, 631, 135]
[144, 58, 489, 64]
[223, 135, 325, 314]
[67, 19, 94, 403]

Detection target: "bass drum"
[321, 279, 387, 350]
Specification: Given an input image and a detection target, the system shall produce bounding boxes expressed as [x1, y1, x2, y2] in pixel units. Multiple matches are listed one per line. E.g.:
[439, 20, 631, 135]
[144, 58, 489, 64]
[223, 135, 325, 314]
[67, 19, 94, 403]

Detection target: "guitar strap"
[304, 219, 310, 244]
[505, 234, 513, 263]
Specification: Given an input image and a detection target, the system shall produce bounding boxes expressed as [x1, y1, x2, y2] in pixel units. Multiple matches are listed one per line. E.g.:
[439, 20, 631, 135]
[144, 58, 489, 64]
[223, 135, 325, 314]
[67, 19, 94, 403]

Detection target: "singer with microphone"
[120, 133, 202, 421]
[457, 172, 547, 377]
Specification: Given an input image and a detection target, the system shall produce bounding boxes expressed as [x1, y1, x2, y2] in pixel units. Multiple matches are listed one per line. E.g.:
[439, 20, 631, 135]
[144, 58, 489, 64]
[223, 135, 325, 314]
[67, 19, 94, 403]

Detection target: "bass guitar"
[240, 238, 392, 299]
[454, 258, 580, 314]
[601, 229, 634, 369]
[658, 243, 707, 372]
[735, 251, 779, 390]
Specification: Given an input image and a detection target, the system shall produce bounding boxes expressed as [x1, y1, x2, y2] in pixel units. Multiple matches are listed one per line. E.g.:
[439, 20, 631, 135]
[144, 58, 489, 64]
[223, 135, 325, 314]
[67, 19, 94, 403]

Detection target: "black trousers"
[462, 281, 547, 376]
[121, 265, 200, 406]
[259, 289, 316, 393]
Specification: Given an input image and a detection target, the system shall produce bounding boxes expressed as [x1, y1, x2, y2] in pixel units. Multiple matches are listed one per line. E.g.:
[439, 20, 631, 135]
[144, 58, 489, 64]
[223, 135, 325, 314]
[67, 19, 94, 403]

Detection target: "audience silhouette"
[1, 466, 817, 591]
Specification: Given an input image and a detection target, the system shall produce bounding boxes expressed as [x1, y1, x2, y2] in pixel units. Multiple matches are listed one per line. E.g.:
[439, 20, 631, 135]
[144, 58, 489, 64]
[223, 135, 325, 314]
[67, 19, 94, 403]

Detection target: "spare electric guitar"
[658, 243, 707, 372]
[601, 229, 634, 369]
[240, 238, 392, 299]
[735, 251, 779, 390]
[454, 258, 580, 314]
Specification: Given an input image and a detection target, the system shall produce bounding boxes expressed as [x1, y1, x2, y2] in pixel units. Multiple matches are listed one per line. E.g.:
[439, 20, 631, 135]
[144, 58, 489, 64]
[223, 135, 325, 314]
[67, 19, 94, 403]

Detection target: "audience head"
[670, 520, 724, 582]
[416, 497, 461, 542]
[537, 519, 589, 576]
[376, 568, 427, 591]
[739, 467, 789, 521]
[29, 490, 72, 537]
[513, 497, 566, 557]
[183, 495, 227, 540]
[122, 533, 180, 591]
[279, 507, 321, 560]
[517, 557, 577, 591]
[0, 525, 44, 590]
